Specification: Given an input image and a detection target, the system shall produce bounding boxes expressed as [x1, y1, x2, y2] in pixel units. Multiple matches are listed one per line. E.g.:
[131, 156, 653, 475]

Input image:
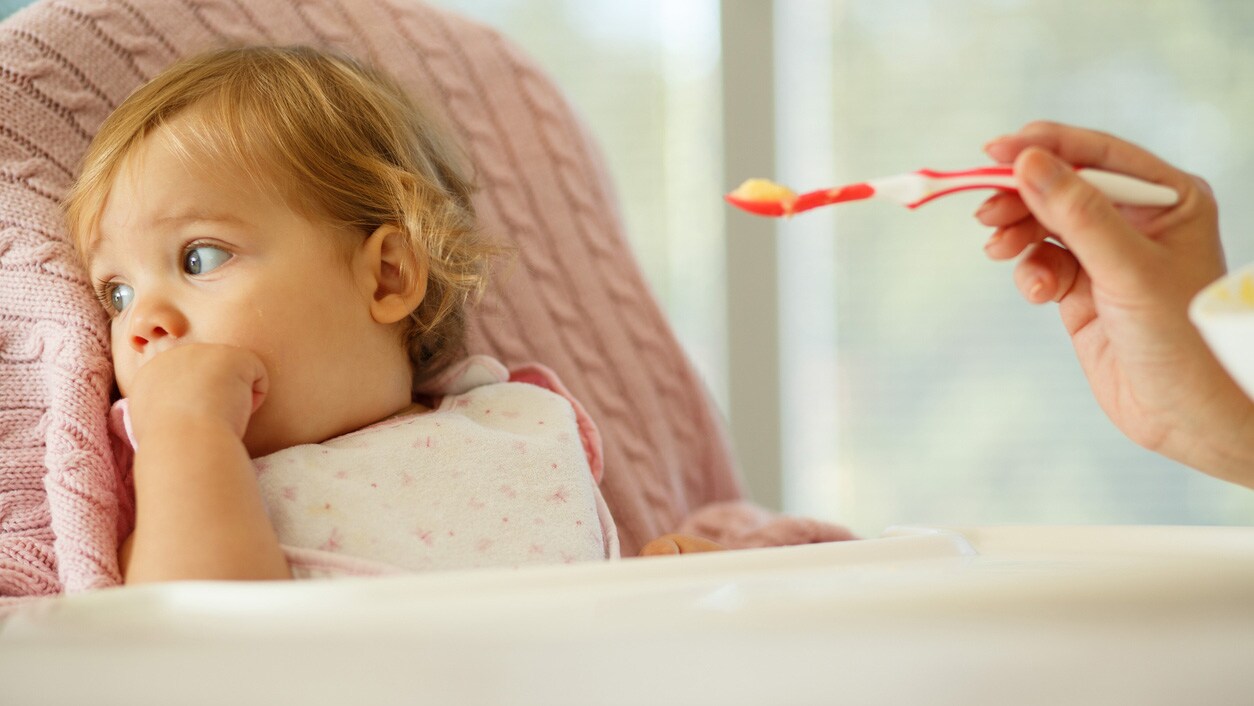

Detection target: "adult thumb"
[1014, 147, 1152, 290]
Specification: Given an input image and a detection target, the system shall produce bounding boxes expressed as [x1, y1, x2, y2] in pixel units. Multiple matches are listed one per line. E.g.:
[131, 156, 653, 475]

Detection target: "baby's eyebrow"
[84, 232, 112, 266]
[88, 211, 247, 261]
[152, 211, 247, 229]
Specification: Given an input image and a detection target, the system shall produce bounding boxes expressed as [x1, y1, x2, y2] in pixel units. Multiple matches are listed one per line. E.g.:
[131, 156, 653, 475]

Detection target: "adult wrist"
[1173, 381, 1254, 489]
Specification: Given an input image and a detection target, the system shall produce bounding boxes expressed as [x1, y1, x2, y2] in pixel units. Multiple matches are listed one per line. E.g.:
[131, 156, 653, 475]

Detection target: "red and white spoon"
[725, 166, 1179, 217]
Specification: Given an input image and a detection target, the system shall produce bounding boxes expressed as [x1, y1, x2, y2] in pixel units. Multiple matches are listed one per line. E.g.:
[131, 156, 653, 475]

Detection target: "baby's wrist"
[132, 410, 243, 448]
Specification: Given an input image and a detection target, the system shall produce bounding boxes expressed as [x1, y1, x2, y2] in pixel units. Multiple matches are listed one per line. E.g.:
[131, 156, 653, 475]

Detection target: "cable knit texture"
[0, 0, 853, 603]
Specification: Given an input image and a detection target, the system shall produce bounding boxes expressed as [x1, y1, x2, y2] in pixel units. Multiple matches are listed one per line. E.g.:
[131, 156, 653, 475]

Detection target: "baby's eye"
[184, 245, 231, 275]
[104, 283, 134, 314]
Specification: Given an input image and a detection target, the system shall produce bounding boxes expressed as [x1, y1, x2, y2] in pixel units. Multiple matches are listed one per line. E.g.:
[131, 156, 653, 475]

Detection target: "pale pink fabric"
[0, 0, 853, 602]
[677, 503, 857, 548]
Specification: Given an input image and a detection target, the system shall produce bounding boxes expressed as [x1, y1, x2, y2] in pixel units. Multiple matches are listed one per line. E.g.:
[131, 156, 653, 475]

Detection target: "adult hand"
[976, 121, 1254, 488]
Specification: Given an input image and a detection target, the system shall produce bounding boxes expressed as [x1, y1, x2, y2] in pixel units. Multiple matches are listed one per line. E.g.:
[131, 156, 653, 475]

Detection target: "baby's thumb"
[1014, 147, 1151, 289]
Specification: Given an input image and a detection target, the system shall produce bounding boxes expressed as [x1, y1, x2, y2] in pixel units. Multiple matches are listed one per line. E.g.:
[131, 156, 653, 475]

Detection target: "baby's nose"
[127, 298, 188, 353]
[130, 325, 170, 352]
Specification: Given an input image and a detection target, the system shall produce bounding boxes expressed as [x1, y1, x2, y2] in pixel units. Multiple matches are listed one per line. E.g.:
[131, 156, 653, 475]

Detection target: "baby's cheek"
[109, 340, 135, 397]
[112, 362, 135, 397]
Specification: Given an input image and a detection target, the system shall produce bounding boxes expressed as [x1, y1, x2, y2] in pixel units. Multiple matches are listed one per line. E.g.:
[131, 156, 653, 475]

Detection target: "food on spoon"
[728, 178, 799, 215]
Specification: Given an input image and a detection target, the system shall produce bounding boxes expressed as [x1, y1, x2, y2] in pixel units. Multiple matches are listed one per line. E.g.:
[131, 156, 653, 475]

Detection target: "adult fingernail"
[974, 198, 996, 219]
[1028, 279, 1046, 301]
[1021, 150, 1067, 194]
[982, 135, 1011, 155]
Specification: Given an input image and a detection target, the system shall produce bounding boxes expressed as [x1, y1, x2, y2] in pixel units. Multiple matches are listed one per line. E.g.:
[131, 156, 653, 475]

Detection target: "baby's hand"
[126, 343, 268, 442]
[637, 533, 726, 557]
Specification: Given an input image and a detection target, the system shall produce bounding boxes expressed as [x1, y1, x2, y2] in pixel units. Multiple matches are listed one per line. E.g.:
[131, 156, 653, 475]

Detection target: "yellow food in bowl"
[1191, 265, 1254, 401]
[1197, 272, 1254, 313]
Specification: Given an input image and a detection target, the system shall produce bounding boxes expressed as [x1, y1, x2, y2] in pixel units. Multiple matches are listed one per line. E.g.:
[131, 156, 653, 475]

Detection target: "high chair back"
[0, 0, 848, 596]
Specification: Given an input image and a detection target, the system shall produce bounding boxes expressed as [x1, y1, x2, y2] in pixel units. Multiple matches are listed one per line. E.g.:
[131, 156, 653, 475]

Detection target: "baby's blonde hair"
[65, 45, 495, 388]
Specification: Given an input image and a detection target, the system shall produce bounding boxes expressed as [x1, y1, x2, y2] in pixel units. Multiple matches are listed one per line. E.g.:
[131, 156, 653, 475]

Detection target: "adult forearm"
[124, 420, 290, 583]
[1170, 382, 1254, 490]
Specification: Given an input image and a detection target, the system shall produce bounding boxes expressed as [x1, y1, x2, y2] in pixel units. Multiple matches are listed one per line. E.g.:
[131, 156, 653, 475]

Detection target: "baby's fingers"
[637, 537, 681, 556]
[1013, 241, 1080, 304]
[637, 533, 725, 557]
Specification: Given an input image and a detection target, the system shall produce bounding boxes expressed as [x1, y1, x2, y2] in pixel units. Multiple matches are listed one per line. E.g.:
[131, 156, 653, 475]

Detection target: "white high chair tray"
[2, 525, 1252, 706]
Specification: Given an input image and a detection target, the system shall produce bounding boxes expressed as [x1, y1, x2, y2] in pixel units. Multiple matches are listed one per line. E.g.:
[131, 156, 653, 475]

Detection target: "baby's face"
[87, 123, 412, 456]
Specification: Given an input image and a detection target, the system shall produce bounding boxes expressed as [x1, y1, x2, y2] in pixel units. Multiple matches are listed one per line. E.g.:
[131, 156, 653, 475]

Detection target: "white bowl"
[1189, 261, 1254, 400]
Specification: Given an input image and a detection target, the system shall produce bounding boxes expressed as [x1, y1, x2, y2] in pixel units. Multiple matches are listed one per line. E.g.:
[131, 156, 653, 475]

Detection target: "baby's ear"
[359, 224, 427, 325]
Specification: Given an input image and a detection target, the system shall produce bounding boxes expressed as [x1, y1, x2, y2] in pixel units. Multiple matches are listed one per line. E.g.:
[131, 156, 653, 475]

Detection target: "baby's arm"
[120, 344, 290, 583]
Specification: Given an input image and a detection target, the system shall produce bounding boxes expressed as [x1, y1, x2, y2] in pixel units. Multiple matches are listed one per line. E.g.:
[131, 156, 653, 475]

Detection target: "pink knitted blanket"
[0, 0, 853, 604]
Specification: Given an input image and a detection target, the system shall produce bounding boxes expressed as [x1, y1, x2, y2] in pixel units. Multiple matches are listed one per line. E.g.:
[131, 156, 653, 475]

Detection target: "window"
[774, 0, 1254, 532]
[439, 0, 1252, 534]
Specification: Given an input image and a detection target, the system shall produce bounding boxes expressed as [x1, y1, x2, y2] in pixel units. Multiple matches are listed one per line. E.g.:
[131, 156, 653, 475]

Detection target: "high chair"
[1, 3, 1251, 704]
[0, 0, 847, 597]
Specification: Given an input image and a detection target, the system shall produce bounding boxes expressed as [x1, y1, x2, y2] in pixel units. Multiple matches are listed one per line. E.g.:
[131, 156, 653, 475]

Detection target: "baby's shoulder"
[440, 378, 577, 429]
[434, 356, 602, 483]
[426, 355, 586, 430]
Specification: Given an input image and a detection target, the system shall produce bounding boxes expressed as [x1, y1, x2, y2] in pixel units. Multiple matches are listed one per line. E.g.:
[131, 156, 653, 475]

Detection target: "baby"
[63, 45, 638, 582]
